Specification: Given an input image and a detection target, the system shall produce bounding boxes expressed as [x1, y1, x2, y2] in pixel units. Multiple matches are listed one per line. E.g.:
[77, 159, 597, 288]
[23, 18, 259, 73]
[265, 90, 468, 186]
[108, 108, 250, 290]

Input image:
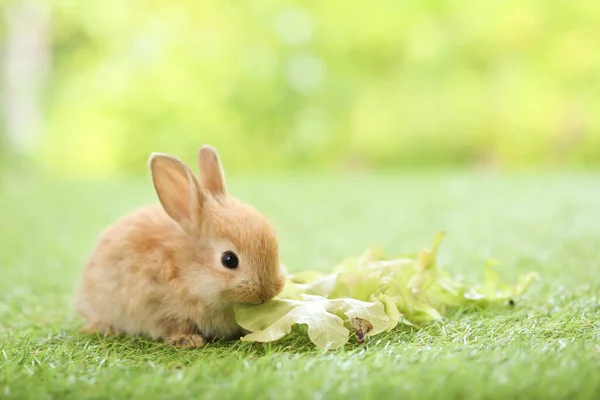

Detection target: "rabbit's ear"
[198, 145, 227, 197]
[149, 153, 204, 230]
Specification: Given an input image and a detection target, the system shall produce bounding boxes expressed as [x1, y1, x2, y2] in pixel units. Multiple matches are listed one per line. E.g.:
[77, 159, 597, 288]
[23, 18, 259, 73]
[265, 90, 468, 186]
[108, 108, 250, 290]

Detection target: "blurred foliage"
[4, 0, 600, 177]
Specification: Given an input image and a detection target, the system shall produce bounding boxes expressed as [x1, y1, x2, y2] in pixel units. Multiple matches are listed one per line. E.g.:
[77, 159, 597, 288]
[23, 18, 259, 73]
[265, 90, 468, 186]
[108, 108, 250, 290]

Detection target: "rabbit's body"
[75, 147, 286, 347]
[77, 206, 240, 341]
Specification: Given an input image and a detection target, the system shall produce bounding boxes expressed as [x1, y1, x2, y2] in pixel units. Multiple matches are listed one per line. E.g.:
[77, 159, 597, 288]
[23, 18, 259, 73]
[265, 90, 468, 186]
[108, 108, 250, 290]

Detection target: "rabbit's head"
[149, 146, 286, 306]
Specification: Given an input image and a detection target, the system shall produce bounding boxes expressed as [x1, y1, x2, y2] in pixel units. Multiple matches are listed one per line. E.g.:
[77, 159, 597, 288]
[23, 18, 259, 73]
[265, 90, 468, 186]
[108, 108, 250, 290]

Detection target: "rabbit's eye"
[221, 251, 239, 269]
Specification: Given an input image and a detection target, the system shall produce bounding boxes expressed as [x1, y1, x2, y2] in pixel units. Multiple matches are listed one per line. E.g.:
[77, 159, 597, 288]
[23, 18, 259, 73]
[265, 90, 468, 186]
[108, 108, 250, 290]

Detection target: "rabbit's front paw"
[168, 333, 207, 348]
[80, 321, 120, 337]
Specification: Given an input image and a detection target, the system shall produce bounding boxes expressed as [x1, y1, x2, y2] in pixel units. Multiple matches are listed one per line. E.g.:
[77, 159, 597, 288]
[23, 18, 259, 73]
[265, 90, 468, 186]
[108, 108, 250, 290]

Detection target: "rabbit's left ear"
[198, 145, 227, 197]
[149, 153, 205, 231]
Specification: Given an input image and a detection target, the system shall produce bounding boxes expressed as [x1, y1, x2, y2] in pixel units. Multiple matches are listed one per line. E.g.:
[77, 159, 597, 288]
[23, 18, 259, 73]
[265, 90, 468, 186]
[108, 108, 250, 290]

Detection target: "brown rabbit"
[75, 145, 286, 348]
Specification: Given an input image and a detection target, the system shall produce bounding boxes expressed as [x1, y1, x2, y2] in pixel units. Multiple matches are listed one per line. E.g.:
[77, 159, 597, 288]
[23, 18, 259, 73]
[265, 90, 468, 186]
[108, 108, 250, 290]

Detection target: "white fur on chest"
[188, 302, 241, 339]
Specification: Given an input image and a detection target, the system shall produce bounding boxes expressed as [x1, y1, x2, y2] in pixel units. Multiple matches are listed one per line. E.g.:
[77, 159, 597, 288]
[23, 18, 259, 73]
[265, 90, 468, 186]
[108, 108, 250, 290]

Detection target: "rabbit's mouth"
[225, 283, 279, 305]
[233, 291, 267, 305]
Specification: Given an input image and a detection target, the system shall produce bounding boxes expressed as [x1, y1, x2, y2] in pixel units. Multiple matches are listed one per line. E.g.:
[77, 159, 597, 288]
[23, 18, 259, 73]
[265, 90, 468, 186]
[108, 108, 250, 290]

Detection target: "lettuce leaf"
[235, 233, 539, 349]
[237, 295, 389, 349]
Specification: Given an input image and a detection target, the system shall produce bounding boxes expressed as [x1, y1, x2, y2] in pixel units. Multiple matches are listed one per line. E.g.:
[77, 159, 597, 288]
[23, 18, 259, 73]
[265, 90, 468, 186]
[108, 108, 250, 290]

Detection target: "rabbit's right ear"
[149, 153, 204, 231]
[198, 145, 227, 197]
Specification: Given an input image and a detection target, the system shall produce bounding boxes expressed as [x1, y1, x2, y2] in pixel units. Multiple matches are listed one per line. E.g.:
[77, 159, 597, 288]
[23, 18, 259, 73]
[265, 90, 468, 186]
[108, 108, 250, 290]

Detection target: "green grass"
[1, 170, 599, 399]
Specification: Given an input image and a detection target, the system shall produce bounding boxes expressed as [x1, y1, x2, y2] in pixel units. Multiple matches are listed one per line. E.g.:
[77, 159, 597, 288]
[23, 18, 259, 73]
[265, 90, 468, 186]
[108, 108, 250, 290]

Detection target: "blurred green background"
[1, 0, 599, 178]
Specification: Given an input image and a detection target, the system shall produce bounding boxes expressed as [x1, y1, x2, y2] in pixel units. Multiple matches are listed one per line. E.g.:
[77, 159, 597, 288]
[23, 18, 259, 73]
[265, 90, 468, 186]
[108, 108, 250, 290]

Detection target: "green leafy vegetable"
[235, 233, 539, 349]
[237, 295, 389, 349]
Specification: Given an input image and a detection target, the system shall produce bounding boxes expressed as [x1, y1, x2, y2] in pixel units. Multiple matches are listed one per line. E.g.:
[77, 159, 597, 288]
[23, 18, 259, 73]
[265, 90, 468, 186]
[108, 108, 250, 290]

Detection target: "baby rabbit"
[75, 145, 286, 348]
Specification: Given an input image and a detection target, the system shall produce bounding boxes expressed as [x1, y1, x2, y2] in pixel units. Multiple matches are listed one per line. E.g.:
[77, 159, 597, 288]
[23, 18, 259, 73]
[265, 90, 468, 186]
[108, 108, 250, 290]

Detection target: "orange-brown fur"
[75, 146, 286, 347]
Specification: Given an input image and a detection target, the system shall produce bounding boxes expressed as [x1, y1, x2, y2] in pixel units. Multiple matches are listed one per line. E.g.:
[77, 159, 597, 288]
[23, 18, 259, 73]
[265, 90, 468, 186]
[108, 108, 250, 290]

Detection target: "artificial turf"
[1, 170, 599, 399]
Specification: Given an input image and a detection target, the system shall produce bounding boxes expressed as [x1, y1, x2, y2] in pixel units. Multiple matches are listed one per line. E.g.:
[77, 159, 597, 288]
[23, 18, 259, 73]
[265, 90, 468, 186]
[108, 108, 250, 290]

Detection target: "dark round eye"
[221, 251, 239, 269]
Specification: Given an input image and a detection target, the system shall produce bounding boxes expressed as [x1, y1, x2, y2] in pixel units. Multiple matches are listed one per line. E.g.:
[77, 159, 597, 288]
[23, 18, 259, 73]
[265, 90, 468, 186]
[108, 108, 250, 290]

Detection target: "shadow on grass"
[9, 300, 532, 369]
[58, 323, 424, 362]
[66, 327, 333, 358]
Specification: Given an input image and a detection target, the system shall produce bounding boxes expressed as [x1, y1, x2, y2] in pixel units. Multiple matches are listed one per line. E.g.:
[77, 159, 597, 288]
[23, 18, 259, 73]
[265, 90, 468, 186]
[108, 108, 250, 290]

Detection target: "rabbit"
[75, 145, 286, 348]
